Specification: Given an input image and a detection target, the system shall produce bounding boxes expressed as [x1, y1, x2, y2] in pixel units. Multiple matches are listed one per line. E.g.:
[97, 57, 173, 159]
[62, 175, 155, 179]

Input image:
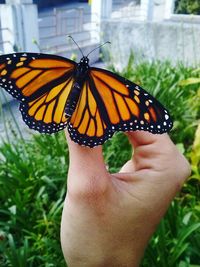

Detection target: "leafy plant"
[0, 133, 68, 266]
[174, 0, 200, 15]
[0, 56, 199, 266]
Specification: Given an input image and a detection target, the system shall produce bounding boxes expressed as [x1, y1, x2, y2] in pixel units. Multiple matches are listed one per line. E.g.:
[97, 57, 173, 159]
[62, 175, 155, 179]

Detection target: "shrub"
[174, 0, 200, 15]
[0, 56, 199, 266]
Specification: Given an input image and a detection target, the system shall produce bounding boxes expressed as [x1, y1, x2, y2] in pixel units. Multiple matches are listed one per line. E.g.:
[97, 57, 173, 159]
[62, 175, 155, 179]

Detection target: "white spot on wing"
[165, 114, 169, 120]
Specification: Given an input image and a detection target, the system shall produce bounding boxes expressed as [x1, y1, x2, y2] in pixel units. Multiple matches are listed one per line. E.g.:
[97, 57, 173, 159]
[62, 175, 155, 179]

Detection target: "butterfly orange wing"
[68, 80, 108, 146]
[0, 53, 76, 133]
[68, 67, 173, 147]
[0, 53, 173, 146]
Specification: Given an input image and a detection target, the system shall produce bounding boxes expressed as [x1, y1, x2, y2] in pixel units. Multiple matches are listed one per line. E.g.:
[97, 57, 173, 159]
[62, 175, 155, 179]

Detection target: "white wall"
[102, 19, 200, 69]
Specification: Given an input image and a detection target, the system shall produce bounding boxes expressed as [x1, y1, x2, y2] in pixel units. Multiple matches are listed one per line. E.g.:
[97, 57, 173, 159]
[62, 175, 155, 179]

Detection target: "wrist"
[66, 251, 141, 267]
[61, 221, 144, 267]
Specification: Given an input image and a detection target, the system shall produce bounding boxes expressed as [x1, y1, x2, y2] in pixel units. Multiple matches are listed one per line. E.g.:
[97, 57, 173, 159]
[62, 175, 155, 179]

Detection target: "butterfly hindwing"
[0, 53, 76, 132]
[68, 80, 109, 146]
[20, 75, 74, 133]
[68, 67, 173, 147]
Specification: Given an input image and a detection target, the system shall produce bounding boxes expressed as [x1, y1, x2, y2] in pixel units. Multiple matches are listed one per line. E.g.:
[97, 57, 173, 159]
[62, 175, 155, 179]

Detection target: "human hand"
[61, 131, 191, 267]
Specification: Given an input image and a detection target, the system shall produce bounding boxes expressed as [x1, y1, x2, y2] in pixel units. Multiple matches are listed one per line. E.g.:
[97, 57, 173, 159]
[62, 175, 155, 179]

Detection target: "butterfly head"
[77, 56, 90, 76]
[79, 56, 89, 65]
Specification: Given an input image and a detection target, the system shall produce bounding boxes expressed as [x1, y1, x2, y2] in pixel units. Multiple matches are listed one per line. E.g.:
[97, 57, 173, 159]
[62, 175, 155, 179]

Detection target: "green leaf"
[170, 223, 200, 265]
[179, 78, 200, 86]
[177, 223, 200, 248]
[182, 212, 192, 225]
[176, 143, 185, 154]
[192, 67, 200, 74]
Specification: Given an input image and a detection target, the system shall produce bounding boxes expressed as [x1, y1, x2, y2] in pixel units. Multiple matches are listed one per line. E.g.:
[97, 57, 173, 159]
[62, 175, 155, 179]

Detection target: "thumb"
[126, 130, 160, 148]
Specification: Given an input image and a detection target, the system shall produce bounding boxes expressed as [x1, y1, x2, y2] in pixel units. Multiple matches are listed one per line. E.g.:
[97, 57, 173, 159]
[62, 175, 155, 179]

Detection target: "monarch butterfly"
[0, 39, 173, 147]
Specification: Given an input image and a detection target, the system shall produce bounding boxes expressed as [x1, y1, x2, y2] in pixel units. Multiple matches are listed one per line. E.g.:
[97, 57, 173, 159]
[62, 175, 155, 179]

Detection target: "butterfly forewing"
[90, 68, 173, 132]
[0, 53, 76, 133]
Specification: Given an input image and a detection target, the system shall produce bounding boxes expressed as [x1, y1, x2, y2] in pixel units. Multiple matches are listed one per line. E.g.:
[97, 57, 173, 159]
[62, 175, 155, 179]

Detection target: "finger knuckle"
[67, 174, 109, 202]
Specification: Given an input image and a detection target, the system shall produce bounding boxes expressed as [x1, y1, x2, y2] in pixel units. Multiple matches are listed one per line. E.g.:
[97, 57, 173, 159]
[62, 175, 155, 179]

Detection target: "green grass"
[0, 56, 199, 266]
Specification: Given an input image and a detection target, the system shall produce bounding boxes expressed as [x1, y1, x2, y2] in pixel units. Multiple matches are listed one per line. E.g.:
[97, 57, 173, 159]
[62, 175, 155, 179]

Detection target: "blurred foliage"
[0, 133, 68, 267]
[174, 0, 200, 15]
[0, 55, 199, 266]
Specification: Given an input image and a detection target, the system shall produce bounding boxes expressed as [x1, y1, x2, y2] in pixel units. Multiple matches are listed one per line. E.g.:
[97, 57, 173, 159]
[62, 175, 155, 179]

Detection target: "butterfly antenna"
[86, 41, 111, 57]
[68, 35, 84, 57]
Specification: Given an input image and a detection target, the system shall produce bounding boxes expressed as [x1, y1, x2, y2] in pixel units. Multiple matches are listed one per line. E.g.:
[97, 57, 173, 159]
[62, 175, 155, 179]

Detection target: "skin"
[61, 130, 191, 267]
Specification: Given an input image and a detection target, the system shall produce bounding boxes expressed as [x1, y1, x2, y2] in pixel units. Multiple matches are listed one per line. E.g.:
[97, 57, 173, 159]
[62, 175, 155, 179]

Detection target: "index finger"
[65, 130, 106, 174]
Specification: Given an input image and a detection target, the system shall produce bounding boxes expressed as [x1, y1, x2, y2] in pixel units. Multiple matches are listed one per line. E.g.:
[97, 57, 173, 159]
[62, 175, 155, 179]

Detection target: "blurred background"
[0, 1, 199, 266]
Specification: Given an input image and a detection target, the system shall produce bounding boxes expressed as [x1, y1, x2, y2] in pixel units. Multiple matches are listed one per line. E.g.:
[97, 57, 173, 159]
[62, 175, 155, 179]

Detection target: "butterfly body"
[0, 52, 173, 147]
[65, 57, 90, 117]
